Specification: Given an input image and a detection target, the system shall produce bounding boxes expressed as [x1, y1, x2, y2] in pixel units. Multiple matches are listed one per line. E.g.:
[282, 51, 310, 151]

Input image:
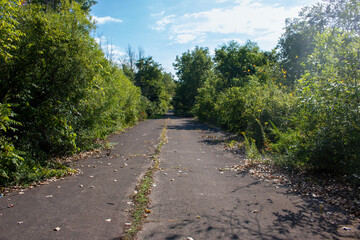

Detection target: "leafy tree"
[134, 57, 173, 116]
[0, 0, 143, 186]
[25, 0, 96, 12]
[172, 46, 213, 116]
[214, 40, 268, 88]
[278, 0, 360, 86]
[135, 57, 163, 102]
[0, 0, 24, 62]
[273, 29, 360, 174]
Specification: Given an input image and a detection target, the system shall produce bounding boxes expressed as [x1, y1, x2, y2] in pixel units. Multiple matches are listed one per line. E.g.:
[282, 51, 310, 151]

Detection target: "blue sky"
[91, 0, 319, 74]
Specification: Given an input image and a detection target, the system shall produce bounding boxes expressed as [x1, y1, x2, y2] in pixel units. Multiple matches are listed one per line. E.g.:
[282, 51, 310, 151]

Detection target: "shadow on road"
[143, 195, 356, 240]
[143, 113, 359, 240]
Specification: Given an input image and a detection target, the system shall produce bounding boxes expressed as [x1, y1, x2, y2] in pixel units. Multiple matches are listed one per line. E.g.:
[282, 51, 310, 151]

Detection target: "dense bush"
[272, 30, 360, 174]
[175, 0, 360, 176]
[0, 0, 148, 185]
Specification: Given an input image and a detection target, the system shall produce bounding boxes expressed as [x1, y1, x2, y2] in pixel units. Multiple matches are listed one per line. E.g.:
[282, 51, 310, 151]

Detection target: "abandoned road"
[0, 114, 359, 239]
[138, 115, 359, 240]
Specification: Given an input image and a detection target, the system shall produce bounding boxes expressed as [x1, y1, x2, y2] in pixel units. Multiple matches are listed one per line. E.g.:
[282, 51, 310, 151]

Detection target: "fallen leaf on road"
[8, 204, 14, 208]
[54, 227, 61, 231]
[196, 215, 201, 219]
[145, 209, 151, 213]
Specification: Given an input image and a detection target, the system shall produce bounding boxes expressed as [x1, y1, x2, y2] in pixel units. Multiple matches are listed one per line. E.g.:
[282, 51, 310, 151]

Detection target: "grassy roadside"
[122, 119, 168, 239]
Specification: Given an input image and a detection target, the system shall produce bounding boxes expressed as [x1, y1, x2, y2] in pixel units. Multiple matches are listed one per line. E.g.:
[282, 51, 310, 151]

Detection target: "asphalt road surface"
[0, 118, 165, 240]
[0, 115, 359, 240]
[138, 116, 359, 240]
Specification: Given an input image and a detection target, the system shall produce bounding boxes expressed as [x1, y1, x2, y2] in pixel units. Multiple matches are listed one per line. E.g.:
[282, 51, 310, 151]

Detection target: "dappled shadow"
[145, 114, 359, 239]
[143, 191, 358, 240]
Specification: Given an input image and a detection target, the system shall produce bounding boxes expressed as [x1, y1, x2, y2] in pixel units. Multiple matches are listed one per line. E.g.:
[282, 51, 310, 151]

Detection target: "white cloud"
[92, 16, 123, 25]
[153, 0, 315, 47]
[151, 11, 166, 17]
[94, 36, 125, 62]
[153, 15, 176, 31]
[174, 34, 199, 44]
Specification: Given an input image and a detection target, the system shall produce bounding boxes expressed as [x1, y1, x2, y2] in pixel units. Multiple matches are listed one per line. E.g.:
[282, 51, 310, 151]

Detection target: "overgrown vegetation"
[123, 120, 167, 239]
[173, 0, 360, 178]
[0, 0, 174, 186]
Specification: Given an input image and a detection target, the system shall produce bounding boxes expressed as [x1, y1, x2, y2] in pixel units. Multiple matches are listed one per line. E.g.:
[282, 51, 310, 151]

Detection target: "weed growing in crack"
[122, 120, 168, 239]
